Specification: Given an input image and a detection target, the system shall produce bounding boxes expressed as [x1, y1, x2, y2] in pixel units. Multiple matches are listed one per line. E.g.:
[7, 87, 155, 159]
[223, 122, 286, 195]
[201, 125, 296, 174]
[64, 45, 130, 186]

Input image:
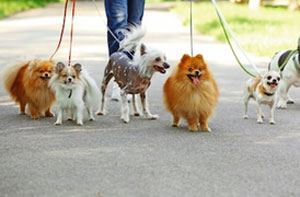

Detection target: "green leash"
[212, 2, 257, 78]
[278, 50, 298, 71]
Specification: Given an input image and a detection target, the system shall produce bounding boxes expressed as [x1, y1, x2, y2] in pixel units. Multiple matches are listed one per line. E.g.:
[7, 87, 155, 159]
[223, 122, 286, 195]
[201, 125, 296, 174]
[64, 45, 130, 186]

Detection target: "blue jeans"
[105, 0, 145, 56]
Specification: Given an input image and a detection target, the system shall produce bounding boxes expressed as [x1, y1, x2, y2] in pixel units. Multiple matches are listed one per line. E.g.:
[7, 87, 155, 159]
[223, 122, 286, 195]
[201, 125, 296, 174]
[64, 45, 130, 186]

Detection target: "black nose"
[45, 73, 49, 77]
[68, 77, 72, 82]
[195, 71, 200, 76]
[163, 62, 170, 69]
[272, 79, 277, 83]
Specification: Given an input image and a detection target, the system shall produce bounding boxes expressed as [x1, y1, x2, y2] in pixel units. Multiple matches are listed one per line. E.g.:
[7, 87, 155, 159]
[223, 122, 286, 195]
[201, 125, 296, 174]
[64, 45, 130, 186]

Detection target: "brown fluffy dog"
[2, 59, 56, 119]
[163, 54, 218, 132]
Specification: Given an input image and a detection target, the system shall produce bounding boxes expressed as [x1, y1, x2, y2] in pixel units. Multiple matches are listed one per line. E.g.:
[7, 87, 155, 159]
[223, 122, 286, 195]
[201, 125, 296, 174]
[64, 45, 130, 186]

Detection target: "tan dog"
[163, 54, 219, 132]
[2, 59, 56, 119]
[243, 71, 281, 124]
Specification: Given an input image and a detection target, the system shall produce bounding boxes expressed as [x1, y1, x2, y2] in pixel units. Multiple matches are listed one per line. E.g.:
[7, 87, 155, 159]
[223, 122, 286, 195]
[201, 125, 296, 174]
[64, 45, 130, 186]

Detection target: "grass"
[0, 0, 63, 19]
[172, 1, 300, 57]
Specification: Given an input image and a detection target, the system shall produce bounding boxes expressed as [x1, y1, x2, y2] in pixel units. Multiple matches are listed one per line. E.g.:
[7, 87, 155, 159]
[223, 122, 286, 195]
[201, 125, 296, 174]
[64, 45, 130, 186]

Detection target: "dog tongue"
[270, 83, 276, 88]
[193, 76, 199, 85]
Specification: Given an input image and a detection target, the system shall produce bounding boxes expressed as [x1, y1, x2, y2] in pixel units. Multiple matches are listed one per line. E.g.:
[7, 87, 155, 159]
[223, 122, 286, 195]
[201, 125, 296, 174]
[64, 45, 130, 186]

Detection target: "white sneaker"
[111, 82, 132, 102]
[111, 82, 121, 101]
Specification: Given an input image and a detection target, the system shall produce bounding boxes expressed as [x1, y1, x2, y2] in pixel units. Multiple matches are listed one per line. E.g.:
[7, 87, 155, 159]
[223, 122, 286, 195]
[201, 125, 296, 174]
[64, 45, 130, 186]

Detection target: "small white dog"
[49, 62, 100, 125]
[243, 71, 281, 124]
[269, 37, 300, 109]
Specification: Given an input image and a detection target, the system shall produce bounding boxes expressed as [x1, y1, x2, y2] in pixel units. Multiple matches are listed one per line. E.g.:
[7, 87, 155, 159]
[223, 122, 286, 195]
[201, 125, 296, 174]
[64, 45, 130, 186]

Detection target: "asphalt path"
[0, 2, 300, 197]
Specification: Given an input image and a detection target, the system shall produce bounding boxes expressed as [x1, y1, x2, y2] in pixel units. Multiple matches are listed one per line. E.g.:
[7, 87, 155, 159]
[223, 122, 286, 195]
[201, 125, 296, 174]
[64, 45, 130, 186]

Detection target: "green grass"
[172, 1, 300, 57]
[0, 0, 62, 19]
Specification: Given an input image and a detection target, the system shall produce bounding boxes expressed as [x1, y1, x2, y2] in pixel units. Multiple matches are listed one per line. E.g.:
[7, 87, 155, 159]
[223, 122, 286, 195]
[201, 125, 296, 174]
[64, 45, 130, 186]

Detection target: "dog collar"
[293, 56, 300, 72]
[264, 91, 274, 96]
[68, 89, 72, 98]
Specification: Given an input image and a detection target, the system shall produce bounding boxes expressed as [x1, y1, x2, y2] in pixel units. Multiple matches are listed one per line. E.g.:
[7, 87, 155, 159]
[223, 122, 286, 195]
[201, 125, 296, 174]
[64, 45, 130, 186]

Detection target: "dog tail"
[81, 70, 101, 108]
[1, 60, 29, 100]
[118, 26, 146, 52]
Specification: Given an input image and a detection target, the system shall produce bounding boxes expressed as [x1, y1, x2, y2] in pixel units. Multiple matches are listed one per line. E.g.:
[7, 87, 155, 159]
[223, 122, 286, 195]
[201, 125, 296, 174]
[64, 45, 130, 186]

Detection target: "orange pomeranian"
[2, 59, 56, 119]
[163, 54, 218, 132]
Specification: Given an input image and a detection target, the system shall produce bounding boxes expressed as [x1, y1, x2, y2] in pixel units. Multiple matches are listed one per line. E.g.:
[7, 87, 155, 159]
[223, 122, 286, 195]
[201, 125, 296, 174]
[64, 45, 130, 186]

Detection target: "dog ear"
[140, 43, 146, 56]
[180, 54, 190, 64]
[28, 59, 40, 71]
[56, 62, 65, 73]
[195, 54, 204, 61]
[73, 63, 82, 73]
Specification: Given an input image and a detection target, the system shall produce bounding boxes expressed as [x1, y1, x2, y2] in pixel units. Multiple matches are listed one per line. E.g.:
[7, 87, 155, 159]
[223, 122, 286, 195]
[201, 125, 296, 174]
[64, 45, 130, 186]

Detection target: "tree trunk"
[249, 0, 261, 10]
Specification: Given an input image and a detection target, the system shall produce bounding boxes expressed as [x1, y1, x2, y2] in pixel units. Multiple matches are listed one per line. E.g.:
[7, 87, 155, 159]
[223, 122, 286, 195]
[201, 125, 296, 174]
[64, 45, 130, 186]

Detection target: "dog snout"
[272, 79, 277, 83]
[45, 73, 49, 78]
[195, 71, 200, 76]
[67, 77, 72, 82]
[163, 62, 170, 69]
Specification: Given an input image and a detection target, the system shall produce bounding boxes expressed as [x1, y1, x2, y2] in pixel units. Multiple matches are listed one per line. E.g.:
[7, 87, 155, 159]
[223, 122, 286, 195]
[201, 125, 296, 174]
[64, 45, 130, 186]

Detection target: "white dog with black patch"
[269, 37, 300, 109]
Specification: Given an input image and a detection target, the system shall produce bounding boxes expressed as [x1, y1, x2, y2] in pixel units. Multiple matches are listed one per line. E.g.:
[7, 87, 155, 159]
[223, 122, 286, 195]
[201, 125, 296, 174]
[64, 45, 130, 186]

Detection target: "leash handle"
[50, 0, 69, 60]
[68, 0, 76, 66]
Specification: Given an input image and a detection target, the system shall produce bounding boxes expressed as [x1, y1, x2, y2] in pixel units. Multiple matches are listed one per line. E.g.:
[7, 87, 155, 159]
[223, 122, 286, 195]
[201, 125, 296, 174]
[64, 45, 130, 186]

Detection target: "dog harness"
[110, 52, 151, 94]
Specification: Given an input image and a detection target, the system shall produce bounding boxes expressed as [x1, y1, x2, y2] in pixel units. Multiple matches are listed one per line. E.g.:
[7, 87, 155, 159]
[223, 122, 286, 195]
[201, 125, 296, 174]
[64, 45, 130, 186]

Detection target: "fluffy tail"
[118, 26, 146, 52]
[81, 70, 101, 108]
[1, 60, 28, 99]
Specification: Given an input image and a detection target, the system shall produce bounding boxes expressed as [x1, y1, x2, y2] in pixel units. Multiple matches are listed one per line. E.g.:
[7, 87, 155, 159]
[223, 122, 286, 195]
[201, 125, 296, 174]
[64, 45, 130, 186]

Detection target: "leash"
[190, 0, 194, 56]
[49, 0, 69, 61]
[50, 0, 76, 67]
[278, 50, 297, 71]
[68, 0, 76, 66]
[210, 0, 261, 78]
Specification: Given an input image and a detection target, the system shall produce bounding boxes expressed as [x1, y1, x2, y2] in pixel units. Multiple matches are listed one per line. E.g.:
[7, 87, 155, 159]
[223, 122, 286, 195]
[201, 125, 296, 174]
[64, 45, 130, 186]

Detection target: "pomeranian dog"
[49, 62, 100, 126]
[243, 71, 280, 124]
[163, 54, 218, 132]
[2, 59, 56, 119]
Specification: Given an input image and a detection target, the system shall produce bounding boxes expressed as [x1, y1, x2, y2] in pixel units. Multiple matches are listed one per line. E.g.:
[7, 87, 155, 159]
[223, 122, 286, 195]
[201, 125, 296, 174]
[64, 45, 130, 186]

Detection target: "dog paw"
[257, 119, 263, 124]
[77, 121, 83, 126]
[97, 111, 105, 116]
[89, 117, 95, 121]
[31, 115, 40, 120]
[201, 127, 211, 132]
[134, 112, 140, 116]
[287, 99, 295, 104]
[54, 121, 62, 125]
[188, 127, 198, 132]
[172, 123, 179, 127]
[277, 101, 287, 109]
[121, 117, 129, 123]
[269, 120, 276, 125]
[243, 115, 249, 119]
[147, 114, 159, 120]
[45, 111, 54, 117]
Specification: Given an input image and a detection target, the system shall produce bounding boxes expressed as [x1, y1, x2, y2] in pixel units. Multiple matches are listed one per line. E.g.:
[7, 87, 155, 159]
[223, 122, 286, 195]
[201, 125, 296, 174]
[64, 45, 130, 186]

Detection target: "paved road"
[1, 2, 300, 197]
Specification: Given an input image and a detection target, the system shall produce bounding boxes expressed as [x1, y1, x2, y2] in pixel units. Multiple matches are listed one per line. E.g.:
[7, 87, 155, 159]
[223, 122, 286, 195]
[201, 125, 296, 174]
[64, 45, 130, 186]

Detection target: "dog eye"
[188, 67, 193, 72]
[72, 75, 76, 78]
[155, 57, 161, 62]
[48, 70, 52, 73]
[63, 74, 68, 77]
[198, 68, 202, 71]
[277, 77, 280, 81]
[39, 70, 44, 73]
[267, 76, 272, 80]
